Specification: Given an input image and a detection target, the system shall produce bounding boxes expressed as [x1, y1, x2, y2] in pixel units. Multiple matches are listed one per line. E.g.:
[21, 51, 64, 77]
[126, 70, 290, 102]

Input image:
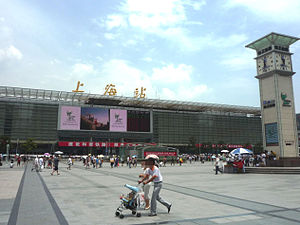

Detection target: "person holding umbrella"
[139, 157, 172, 216]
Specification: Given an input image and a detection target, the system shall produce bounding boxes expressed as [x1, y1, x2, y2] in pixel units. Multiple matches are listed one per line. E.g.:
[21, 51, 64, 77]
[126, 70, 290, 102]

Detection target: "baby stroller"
[115, 184, 145, 219]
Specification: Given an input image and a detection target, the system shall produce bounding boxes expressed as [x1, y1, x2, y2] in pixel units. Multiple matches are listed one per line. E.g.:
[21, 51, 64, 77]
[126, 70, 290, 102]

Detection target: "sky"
[1, 0, 300, 112]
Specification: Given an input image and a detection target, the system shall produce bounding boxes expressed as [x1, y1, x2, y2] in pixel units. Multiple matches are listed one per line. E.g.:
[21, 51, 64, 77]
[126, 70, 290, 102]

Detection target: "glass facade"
[0, 98, 263, 152]
[0, 101, 58, 141]
[153, 110, 262, 145]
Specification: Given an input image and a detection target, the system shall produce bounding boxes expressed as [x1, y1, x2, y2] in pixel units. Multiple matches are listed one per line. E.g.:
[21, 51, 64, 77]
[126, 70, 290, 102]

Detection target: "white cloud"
[214, 34, 248, 48]
[104, 33, 117, 40]
[152, 64, 192, 83]
[123, 0, 186, 29]
[72, 63, 95, 76]
[96, 59, 153, 97]
[116, 0, 206, 31]
[105, 14, 127, 30]
[78, 59, 209, 100]
[96, 42, 103, 48]
[50, 59, 60, 65]
[0, 17, 4, 22]
[142, 57, 153, 62]
[220, 50, 256, 71]
[160, 84, 208, 101]
[0, 45, 23, 61]
[225, 0, 300, 22]
[156, 28, 248, 52]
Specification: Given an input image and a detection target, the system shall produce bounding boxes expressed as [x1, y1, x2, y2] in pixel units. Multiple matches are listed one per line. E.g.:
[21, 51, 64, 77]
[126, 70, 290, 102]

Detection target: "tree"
[253, 142, 263, 154]
[188, 136, 197, 154]
[0, 136, 10, 154]
[22, 138, 37, 154]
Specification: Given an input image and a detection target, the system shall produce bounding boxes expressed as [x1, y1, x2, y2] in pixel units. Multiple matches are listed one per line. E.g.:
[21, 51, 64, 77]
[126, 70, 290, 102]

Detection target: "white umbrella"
[98, 154, 104, 158]
[221, 150, 229, 153]
[54, 151, 63, 155]
[230, 148, 253, 155]
[145, 154, 159, 160]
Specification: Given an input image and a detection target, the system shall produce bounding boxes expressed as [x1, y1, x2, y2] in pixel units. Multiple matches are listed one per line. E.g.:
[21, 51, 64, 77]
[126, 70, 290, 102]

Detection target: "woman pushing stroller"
[138, 158, 172, 217]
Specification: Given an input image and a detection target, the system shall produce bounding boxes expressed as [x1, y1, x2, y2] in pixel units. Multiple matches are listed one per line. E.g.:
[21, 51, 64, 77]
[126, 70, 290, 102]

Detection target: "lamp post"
[6, 143, 9, 163]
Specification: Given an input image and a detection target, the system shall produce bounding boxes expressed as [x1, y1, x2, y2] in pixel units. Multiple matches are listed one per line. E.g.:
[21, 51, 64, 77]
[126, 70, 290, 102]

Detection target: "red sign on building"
[144, 151, 177, 157]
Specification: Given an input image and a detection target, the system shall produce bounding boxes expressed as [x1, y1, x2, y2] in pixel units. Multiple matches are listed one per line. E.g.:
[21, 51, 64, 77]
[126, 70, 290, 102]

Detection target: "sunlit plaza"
[1, 161, 300, 225]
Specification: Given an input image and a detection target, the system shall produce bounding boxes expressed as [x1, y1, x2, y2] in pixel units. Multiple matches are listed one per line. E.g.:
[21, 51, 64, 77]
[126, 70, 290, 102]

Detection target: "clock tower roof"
[246, 32, 299, 51]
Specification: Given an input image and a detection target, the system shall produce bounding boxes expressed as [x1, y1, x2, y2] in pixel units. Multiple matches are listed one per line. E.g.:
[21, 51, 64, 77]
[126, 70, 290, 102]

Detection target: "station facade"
[0, 86, 263, 155]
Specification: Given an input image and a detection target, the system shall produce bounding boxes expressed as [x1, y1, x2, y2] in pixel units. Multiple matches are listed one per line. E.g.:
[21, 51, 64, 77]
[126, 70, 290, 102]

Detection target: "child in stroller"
[115, 184, 145, 219]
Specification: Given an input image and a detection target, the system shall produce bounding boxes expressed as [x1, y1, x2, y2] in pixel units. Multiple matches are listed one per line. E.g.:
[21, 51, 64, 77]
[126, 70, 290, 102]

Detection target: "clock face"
[257, 53, 274, 75]
[275, 53, 292, 71]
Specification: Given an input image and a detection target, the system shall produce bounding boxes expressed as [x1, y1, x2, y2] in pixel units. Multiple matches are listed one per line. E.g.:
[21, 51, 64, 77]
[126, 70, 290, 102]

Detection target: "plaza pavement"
[1, 160, 300, 225]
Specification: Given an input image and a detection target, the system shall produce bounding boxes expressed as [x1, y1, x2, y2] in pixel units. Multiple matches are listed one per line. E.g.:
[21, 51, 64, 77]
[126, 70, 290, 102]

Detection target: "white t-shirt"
[145, 166, 163, 183]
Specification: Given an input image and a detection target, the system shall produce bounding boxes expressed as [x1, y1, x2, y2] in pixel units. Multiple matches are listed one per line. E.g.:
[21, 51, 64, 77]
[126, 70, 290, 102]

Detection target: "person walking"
[215, 156, 223, 175]
[110, 156, 115, 168]
[39, 157, 44, 172]
[67, 156, 72, 170]
[51, 155, 60, 175]
[139, 158, 172, 216]
[17, 156, 21, 167]
[138, 161, 151, 210]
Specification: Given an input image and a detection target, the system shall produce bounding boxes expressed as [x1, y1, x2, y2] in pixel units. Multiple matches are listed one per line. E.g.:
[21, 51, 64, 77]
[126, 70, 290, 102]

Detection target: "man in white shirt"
[139, 158, 172, 216]
[39, 157, 44, 172]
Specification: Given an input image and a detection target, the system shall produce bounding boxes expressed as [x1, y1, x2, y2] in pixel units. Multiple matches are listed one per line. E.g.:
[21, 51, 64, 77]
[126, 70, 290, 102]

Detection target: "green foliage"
[22, 138, 37, 153]
[253, 142, 263, 154]
[0, 136, 10, 153]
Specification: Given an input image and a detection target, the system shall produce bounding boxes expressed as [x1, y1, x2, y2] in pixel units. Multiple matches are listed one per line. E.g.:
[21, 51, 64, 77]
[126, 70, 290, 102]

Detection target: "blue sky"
[1, 0, 300, 112]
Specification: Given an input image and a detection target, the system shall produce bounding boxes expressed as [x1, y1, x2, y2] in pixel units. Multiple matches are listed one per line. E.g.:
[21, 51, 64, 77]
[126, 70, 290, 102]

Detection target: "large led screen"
[110, 109, 127, 132]
[80, 107, 109, 130]
[265, 123, 279, 146]
[127, 110, 150, 132]
[59, 106, 81, 130]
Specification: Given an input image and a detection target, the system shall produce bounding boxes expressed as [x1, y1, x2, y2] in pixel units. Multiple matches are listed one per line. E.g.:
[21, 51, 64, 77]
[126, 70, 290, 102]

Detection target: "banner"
[60, 106, 81, 130]
[58, 141, 143, 147]
[110, 109, 127, 131]
[144, 151, 177, 157]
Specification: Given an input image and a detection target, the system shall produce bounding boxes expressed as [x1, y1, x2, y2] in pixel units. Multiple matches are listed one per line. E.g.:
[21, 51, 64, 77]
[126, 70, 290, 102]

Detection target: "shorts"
[53, 166, 58, 171]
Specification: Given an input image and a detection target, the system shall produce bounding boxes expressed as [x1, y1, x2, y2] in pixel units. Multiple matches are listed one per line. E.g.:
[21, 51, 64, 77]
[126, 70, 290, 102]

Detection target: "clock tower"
[246, 32, 299, 158]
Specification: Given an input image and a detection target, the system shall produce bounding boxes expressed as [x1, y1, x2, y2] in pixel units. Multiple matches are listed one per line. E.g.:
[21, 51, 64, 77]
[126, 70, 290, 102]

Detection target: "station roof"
[246, 32, 300, 51]
[0, 86, 261, 115]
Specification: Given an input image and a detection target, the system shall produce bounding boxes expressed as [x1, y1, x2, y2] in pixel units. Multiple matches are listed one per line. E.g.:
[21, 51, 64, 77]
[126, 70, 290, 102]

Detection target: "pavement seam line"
[7, 164, 27, 225]
[37, 171, 69, 225]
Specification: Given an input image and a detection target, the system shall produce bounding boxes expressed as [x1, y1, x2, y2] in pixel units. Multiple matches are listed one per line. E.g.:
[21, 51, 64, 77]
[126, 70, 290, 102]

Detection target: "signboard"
[59, 106, 151, 132]
[58, 141, 143, 147]
[110, 109, 127, 132]
[80, 107, 109, 130]
[265, 123, 279, 146]
[59, 106, 81, 130]
[144, 151, 177, 157]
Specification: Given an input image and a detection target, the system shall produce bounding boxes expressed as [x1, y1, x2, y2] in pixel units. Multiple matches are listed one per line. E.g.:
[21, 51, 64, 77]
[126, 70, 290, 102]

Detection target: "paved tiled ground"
[2, 160, 300, 225]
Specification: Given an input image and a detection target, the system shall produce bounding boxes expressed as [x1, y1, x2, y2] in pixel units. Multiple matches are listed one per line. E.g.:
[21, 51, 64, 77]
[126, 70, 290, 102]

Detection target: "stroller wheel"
[119, 214, 124, 219]
[132, 211, 136, 215]
[137, 212, 141, 217]
[115, 211, 120, 216]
